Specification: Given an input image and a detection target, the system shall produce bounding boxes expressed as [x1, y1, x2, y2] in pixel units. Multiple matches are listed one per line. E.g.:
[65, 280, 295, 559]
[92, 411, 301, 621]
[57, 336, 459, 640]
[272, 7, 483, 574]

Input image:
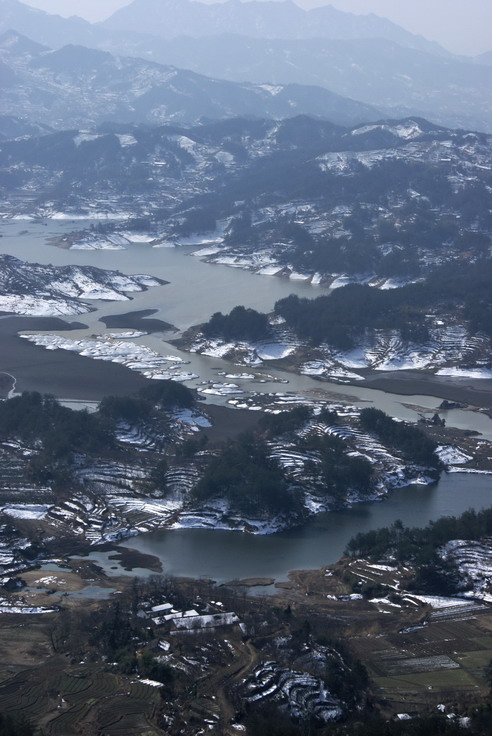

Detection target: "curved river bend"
[1, 221, 491, 582]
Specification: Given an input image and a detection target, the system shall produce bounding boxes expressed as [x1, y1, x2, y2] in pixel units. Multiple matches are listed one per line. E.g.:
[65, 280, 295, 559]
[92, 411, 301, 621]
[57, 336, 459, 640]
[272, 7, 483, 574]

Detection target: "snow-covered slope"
[186, 313, 492, 383]
[0, 31, 380, 129]
[115, 34, 492, 133]
[0, 254, 165, 316]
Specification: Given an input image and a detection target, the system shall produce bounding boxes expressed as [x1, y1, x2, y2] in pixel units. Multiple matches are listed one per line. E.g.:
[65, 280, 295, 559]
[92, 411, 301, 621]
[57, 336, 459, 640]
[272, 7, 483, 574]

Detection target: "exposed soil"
[221, 577, 275, 587]
[99, 308, 175, 334]
[360, 371, 492, 409]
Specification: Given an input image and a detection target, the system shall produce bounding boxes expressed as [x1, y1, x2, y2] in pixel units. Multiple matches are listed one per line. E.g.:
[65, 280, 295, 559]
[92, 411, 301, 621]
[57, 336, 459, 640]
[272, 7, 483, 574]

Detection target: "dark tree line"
[198, 258, 492, 354]
[245, 711, 470, 736]
[203, 305, 269, 342]
[0, 383, 194, 456]
[301, 433, 373, 502]
[0, 392, 113, 460]
[260, 407, 374, 502]
[359, 408, 440, 469]
[346, 507, 492, 565]
[0, 383, 195, 489]
[193, 433, 303, 517]
[99, 380, 194, 423]
[273, 258, 492, 349]
[0, 716, 34, 736]
[259, 406, 312, 437]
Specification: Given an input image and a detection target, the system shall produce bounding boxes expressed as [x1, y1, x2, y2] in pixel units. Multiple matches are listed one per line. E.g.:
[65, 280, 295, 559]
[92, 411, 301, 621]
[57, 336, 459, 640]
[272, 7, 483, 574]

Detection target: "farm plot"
[352, 606, 492, 709]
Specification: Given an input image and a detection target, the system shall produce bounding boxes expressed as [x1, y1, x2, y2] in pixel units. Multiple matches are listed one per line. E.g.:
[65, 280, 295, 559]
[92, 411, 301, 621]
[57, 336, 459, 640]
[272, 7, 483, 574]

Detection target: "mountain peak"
[101, 0, 444, 55]
[0, 28, 47, 55]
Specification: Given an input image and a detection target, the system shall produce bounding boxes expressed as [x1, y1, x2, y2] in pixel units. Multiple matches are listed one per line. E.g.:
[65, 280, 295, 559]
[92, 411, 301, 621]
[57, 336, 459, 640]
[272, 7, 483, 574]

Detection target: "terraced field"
[0, 662, 162, 736]
[243, 661, 342, 722]
[0, 445, 53, 505]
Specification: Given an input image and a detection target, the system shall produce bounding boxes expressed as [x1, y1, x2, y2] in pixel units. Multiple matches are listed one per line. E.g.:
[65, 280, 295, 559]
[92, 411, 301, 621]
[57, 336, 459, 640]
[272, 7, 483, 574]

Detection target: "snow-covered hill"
[0, 254, 165, 316]
[109, 34, 492, 133]
[2, 115, 490, 295]
[0, 31, 380, 129]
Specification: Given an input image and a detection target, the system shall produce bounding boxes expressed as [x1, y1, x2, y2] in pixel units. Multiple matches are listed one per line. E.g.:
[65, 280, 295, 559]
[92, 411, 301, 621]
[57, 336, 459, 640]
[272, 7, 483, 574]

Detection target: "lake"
[80, 473, 492, 583]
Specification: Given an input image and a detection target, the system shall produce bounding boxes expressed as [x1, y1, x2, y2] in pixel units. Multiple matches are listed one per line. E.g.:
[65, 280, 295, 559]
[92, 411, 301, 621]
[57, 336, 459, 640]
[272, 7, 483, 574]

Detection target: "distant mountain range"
[0, 31, 380, 129]
[0, 0, 491, 132]
[102, 0, 446, 56]
[478, 51, 492, 66]
[119, 34, 492, 133]
[0, 0, 447, 55]
[0, 0, 99, 49]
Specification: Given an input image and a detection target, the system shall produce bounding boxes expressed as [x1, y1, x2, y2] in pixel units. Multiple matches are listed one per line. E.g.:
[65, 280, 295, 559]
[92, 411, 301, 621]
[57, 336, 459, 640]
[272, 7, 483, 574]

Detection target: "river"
[1, 219, 492, 583]
[2, 220, 492, 435]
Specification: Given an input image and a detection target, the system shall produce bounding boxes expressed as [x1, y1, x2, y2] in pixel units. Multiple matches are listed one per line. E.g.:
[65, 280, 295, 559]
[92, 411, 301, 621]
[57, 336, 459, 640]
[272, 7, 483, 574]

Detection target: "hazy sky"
[22, 0, 492, 56]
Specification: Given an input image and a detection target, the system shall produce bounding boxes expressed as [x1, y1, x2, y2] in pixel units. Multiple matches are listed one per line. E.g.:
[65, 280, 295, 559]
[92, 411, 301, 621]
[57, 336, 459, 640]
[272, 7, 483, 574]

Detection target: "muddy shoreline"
[358, 371, 492, 409]
[0, 372, 14, 399]
[0, 316, 149, 400]
[99, 308, 176, 334]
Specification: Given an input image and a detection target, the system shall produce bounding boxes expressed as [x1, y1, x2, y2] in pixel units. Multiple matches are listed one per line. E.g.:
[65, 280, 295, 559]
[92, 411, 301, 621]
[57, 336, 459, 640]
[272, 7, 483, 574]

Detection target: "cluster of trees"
[203, 305, 269, 342]
[347, 507, 492, 564]
[175, 207, 217, 236]
[99, 381, 194, 424]
[193, 433, 303, 517]
[0, 383, 195, 491]
[359, 408, 440, 470]
[270, 258, 492, 349]
[99, 395, 153, 424]
[302, 434, 373, 502]
[245, 711, 470, 736]
[139, 381, 194, 409]
[274, 285, 429, 350]
[0, 392, 113, 461]
[288, 236, 379, 278]
[318, 637, 369, 707]
[195, 144, 492, 281]
[0, 384, 194, 452]
[259, 406, 312, 437]
[258, 406, 373, 502]
[0, 716, 34, 736]
[284, 214, 489, 279]
[193, 406, 374, 516]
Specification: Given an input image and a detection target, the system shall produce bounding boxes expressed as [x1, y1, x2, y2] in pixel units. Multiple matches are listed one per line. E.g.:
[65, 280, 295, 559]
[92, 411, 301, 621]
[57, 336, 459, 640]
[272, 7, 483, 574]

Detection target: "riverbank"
[359, 371, 492, 409]
[0, 372, 15, 399]
[0, 316, 149, 399]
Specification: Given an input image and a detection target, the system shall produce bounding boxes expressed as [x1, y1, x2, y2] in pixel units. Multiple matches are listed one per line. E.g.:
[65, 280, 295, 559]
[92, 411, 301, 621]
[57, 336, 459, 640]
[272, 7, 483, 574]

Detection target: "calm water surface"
[2, 221, 492, 582]
[2, 220, 491, 435]
[72, 473, 492, 583]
